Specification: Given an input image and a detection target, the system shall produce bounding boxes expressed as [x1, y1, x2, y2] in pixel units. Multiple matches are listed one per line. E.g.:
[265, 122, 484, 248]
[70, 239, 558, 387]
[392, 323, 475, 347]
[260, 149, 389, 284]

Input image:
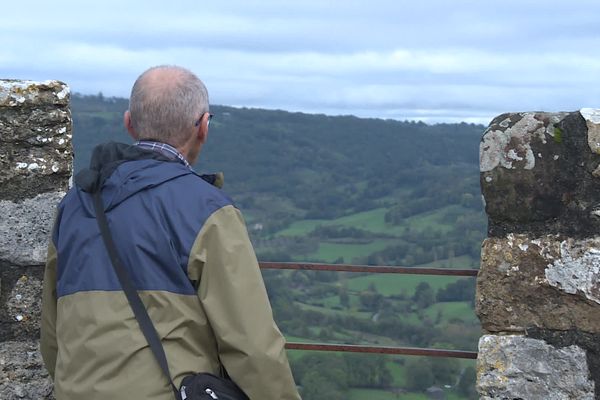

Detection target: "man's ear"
[123, 111, 137, 139]
[199, 126, 208, 144]
[198, 114, 209, 144]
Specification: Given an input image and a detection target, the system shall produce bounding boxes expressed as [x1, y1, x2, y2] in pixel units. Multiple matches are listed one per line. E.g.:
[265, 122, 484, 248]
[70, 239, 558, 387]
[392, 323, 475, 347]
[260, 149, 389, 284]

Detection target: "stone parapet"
[0, 79, 71, 400]
[0, 80, 71, 202]
[476, 109, 600, 398]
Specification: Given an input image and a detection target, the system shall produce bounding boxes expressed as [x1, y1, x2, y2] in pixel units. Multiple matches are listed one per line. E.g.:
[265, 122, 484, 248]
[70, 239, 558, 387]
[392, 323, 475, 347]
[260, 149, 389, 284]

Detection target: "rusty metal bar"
[285, 342, 477, 359]
[259, 261, 479, 277]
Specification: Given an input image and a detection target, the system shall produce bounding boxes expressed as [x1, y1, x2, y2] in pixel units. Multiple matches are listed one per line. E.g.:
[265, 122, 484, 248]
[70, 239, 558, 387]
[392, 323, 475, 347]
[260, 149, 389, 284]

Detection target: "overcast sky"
[2, 0, 599, 124]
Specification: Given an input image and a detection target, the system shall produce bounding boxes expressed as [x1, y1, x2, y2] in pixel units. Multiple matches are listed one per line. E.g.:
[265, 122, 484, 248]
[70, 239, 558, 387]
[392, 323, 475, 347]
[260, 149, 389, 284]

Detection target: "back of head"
[129, 65, 209, 147]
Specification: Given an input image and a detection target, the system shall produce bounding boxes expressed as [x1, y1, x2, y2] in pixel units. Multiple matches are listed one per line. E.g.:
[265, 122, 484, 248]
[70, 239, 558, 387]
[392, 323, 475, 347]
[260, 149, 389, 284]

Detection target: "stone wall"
[0, 80, 72, 399]
[476, 110, 600, 399]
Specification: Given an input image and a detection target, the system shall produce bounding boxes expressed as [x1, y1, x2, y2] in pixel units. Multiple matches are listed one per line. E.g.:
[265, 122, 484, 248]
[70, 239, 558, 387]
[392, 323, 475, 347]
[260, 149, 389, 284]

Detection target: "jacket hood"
[74, 142, 193, 214]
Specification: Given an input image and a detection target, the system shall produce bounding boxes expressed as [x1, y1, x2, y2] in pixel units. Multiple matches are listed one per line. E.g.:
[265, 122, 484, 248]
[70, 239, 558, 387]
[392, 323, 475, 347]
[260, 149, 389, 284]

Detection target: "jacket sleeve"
[188, 205, 301, 400]
[40, 240, 58, 380]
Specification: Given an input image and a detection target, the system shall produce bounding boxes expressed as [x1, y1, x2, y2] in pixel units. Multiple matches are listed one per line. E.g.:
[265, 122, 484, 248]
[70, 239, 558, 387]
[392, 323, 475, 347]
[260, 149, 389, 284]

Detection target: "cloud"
[1, 0, 600, 123]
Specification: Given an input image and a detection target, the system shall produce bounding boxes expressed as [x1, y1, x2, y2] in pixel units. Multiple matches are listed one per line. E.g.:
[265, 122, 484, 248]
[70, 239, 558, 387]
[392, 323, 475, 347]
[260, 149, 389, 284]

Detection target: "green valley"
[71, 93, 484, 400]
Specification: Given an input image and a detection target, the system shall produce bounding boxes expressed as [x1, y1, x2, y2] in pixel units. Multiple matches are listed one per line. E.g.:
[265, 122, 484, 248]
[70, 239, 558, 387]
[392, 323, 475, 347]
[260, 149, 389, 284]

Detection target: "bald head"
[128, 65, 209, 147]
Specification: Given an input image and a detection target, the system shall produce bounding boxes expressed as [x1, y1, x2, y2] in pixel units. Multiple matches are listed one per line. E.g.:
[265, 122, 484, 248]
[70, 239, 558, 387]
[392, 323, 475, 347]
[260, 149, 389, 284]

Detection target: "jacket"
[40, 142, 301, 400]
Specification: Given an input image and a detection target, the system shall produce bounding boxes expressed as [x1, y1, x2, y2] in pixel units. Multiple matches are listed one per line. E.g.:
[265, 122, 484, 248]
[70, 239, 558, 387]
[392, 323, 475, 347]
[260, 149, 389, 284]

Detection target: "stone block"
[0, 80, 69, 108]
[477, 335, 594, 399]
[480, 110, 600, 237]
[0, 268, 45, 341]
[0, 341, 53, 400]
[0, 192, 64, 266]
[476, 234, 600, 333]
[0, 80, 71, 202]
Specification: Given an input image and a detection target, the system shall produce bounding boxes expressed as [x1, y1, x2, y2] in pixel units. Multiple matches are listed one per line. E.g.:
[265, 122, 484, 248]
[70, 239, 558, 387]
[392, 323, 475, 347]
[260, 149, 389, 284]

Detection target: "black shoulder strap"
[92, 191, 181, 400]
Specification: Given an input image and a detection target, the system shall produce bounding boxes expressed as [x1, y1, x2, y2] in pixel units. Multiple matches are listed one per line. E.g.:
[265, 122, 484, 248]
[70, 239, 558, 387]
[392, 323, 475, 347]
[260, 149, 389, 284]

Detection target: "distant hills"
[71, 93, 485, 222]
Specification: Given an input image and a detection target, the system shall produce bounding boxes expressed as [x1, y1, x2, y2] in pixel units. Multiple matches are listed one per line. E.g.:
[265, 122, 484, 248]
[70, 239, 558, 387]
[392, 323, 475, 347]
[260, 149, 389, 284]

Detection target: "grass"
[276, 218, 327, 236]
[413, 254, 478, 269]
[296, 301, 372, 319]
[276, 204, 474, 238]
[387, 360, 407, 386]
[284, 334, 319, 343]
[400, 301, 477, 326]
[302, 293, 476, 328]
[348, 387, 469, 400]
[276, 208, 398, 237]
[424, 301, 477, 324]
[326, 208, 394, 233]
[321, 293, 364, 310]
[348, 389, 428, 400]
[402, 205, 465, 234]
[298, 239, 395, 263]
[346, 273, 460, 297]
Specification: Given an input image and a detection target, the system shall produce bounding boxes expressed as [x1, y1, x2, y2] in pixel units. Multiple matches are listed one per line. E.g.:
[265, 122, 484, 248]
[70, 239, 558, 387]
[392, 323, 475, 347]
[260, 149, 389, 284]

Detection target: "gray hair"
[129, 65, 209, 147]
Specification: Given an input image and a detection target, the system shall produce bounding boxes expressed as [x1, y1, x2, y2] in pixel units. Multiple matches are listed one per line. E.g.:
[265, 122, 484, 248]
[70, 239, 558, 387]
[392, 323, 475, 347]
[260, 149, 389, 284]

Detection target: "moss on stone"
[554, 127, 563, 143]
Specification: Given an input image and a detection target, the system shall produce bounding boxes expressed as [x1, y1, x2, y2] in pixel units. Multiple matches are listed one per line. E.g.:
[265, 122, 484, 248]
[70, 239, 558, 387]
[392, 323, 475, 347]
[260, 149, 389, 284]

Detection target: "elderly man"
[40, 65, 301, 399]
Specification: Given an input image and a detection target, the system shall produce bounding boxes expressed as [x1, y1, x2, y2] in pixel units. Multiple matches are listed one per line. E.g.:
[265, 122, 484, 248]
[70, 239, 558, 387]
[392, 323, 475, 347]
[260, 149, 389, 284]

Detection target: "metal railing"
[259, 261, 479, 360]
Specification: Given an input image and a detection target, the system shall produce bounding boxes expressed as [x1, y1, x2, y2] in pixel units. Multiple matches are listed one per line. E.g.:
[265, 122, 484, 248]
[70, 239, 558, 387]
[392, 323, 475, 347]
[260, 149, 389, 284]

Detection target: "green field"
[348, 387, 468, 400]
[346, 273, 460, 297]
[298, 293, 476, 332]
[388, 359, 408, 386]
[296, 301, 371, 319]
[348, 389, 428, 400]
[276, 208, 399, 236]
[276, 204, 473, 238]
[297, 239, 396, 263]
[414, 254, 479, 269]
[284, 335, 320, 343]
[424, 301, 477, 324]
[402, 205, 465, 234]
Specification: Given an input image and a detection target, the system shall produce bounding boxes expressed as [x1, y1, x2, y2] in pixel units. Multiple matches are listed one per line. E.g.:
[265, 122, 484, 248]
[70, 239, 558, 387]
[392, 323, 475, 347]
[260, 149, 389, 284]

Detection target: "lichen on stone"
[477, 335, 594, 400]
[580, 108, 600, 154]
[0, 80, 69, 107]
[545, 238, 600, 305]
[480, 113, 544, 172]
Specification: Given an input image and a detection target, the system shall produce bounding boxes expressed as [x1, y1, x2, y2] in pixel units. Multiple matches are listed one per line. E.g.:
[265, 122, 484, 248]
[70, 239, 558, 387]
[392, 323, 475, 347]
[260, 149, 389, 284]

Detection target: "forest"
[71, 93, 486, 400]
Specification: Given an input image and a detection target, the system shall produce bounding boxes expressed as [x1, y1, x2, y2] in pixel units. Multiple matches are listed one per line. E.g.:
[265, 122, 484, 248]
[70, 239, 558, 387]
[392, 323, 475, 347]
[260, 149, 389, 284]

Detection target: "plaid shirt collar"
[134, 140, 191, 169]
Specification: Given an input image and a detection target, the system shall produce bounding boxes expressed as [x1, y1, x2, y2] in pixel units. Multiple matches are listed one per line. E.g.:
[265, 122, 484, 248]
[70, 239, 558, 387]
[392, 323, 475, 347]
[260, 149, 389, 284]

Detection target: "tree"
[405, 359, 434, 391]
[436, 278, 476, 302]
[292, 354, 348, 400]
[343, 354, 392, 388]
[413, 282, 435, 309]
[301, 370, 345, 400]
[431, 358, 460, 385]
[359, 289, 383, 311]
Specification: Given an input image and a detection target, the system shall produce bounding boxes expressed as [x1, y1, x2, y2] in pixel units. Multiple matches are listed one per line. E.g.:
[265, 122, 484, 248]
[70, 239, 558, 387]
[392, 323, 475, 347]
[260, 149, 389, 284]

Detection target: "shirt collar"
[134, 140, 191, 169]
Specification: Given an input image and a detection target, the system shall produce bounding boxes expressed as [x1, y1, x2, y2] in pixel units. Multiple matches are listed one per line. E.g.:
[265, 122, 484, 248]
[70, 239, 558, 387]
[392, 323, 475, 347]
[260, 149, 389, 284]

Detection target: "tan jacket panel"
[41, 241, 58, 379]
[53, 291, 220, 400]
[188, 205, 301, 400]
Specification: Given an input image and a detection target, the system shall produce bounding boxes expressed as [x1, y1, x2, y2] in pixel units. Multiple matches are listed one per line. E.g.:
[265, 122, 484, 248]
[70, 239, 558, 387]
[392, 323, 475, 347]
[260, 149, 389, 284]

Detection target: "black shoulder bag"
[92, 191, 249, 400]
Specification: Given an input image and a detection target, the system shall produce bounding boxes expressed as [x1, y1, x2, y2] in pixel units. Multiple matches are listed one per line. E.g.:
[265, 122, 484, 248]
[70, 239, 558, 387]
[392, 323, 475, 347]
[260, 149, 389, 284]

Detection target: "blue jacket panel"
[54, 157, 233, 298]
